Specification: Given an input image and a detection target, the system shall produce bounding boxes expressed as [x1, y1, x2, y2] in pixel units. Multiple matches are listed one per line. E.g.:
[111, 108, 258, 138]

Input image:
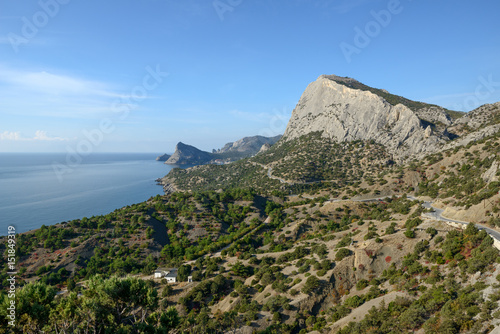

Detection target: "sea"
[0, 153, 182, 236]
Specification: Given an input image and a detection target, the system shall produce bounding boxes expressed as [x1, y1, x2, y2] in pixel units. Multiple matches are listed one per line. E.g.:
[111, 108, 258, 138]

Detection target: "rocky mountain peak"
[283, 75, 451, 161]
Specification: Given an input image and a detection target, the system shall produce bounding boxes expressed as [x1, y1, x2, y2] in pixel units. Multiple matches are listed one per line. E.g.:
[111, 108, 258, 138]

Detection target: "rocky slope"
[452, 101, 500, 130]
[282, 75, 460, 161]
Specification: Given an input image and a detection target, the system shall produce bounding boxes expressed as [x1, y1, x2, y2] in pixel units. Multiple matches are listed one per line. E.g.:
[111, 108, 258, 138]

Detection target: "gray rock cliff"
[282, 75, 450, 160]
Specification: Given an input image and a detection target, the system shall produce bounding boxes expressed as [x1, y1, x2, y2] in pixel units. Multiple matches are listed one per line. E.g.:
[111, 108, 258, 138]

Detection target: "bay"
[0, 153, 180, 235]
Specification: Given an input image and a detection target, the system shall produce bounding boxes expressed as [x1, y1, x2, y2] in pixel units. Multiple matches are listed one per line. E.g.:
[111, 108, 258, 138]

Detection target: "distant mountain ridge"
[214, 135, 281, 154]
[160, 135, 281, 165]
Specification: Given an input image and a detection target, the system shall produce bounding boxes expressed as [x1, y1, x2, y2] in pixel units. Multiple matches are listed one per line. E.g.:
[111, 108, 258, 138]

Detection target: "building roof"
[154, 268, 178, 278]
[164, 269, 178, 278]
[155, 267, 176, 272]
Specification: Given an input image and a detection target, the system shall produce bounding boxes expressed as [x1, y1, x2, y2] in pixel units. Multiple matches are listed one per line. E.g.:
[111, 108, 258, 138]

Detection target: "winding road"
[412, 197, 500, 241]
[254, 161, 500, 242]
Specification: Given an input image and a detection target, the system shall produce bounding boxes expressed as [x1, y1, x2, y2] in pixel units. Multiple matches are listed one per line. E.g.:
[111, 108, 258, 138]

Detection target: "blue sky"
[1, 0, 499, 153]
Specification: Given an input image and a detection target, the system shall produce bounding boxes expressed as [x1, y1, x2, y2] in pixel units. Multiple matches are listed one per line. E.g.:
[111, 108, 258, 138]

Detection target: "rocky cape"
[164, 142, 213, 165]
[155, 153, 171, 161]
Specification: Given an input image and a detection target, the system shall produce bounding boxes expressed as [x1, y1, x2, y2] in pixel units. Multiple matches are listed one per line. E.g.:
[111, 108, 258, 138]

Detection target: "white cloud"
[33, 130, 67, 141]
[0, 130, 70, 141]
[0, 66, 138, 119]
[0, 67, 121, 98]
[0, 131, 21, 140]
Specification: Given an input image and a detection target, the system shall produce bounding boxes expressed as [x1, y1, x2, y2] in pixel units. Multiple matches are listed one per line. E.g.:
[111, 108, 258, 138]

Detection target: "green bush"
[336, 248, 352, 261]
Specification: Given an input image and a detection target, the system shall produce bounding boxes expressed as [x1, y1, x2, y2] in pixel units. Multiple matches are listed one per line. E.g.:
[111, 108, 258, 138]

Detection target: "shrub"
[404, 228, 415, 238]
[345, 295, 364, 308]
[356, 279, 369, 291]
[426, 227, 438, 238]
[302, 276, 320, 294]
[336, 248, 352, 261]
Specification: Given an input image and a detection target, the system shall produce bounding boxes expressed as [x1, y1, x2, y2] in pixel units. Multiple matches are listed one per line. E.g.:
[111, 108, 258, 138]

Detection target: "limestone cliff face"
[282, 75, 447, 160]
[165, 142, 213, 165]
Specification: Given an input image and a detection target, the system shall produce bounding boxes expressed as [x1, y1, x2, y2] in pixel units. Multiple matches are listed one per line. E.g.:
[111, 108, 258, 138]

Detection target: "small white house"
[154, 268, 178, 283]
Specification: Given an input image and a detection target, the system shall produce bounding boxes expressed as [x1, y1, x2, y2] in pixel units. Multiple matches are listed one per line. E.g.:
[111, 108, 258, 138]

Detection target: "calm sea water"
[0, 153, 179, 235]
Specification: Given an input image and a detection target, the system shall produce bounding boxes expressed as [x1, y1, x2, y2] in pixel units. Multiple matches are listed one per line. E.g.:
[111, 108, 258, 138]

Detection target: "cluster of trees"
[0, 276, 180, 334]
[1, 274, 300, 334]
[338, 279, 494, 334]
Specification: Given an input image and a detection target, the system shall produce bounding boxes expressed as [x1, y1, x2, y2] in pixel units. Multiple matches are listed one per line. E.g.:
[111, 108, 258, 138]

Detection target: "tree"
[302, 276, 320, 294]
[335, 248, 352, 261]
[67, 278, 77, 292]
[0, 281, 56, 333]
[178, 264, 192, 282]
[404, 228, 415, 238]
[162, 284, 173, 297]
[273, 311, 282, 323]
[426, 227, 438, 238]
[75, 275, 159, 332]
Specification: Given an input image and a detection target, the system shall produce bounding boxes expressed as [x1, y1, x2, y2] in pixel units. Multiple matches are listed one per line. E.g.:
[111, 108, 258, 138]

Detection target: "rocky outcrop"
[482, 160, 499, 184]
[258, 143, 271, 154]
[156, 153, 171, 161]
[443, 124, 500, 151]
[415, 106, 454, 127]
[282, 75, 449, 161]
[165, 142, 213, 165]
[214, 135, 281, 155]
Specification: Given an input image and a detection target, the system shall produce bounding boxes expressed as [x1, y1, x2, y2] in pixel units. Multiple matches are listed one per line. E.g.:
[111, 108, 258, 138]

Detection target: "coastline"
[156, 177, 178, 194]
[0, 154, 175, 236]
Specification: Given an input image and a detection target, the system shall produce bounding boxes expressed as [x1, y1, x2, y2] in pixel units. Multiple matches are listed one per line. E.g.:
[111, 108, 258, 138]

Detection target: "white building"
[154, 268, 178, 282]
